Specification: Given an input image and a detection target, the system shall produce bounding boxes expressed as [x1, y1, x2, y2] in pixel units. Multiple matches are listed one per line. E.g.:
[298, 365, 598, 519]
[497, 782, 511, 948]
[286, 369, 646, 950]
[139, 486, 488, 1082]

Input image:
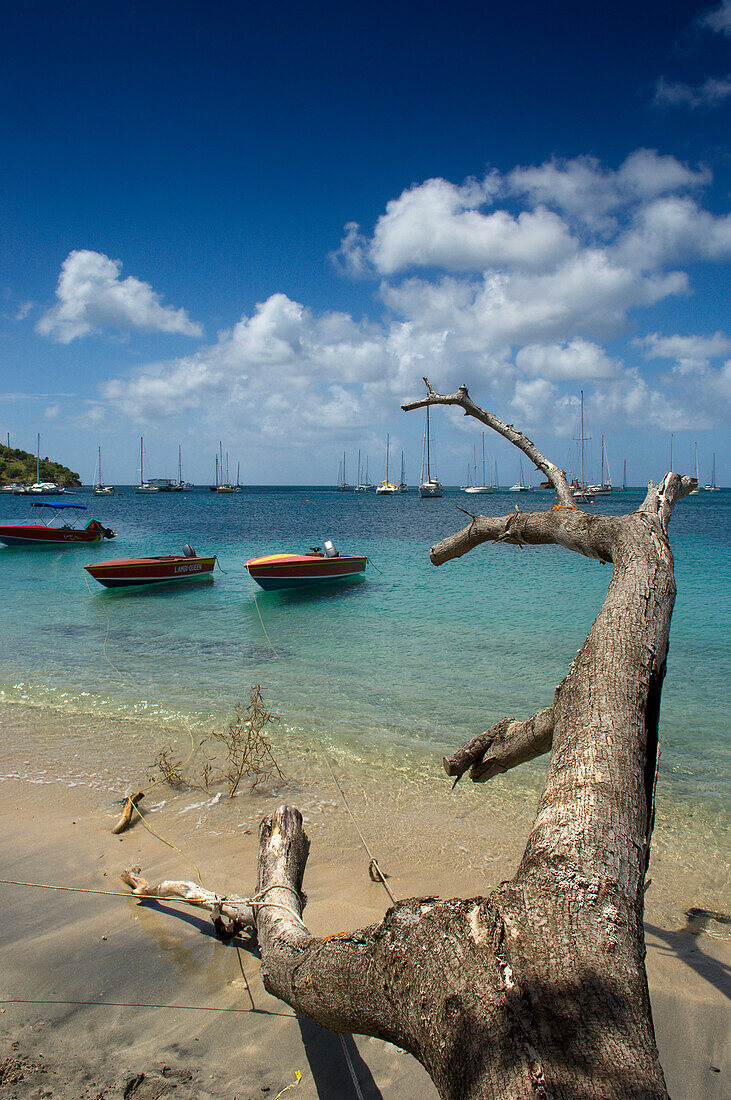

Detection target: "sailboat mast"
[98, 445, 102, 487]
[179, 445, 182, 484]
[357, 449, 361, 486]
[426, 407, 431, 482]
[37, 433, 40, 484]
[385, 435, 390, 482]
[601, 435, 604, 488]
[482, 433, 486, 486]
[670, 433, 673, 471]
[140, 437, 144, 485]
[623, 458, 627, 491]
[580, 391, 584, 490]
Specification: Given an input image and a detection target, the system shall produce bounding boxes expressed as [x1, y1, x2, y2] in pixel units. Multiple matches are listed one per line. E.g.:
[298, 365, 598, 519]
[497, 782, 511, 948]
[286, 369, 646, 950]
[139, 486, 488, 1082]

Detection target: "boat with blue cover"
[0, 501, 116, 547]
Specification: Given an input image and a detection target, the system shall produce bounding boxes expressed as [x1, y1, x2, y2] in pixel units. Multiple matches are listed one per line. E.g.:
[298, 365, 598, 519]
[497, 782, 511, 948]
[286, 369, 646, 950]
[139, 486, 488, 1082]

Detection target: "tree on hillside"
[253, 380, 695, 1099]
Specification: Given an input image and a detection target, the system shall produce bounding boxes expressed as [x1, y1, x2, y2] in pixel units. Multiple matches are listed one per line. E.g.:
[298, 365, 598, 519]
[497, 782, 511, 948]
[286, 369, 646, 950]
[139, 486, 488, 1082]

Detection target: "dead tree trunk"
[254, 381, 696, 1099]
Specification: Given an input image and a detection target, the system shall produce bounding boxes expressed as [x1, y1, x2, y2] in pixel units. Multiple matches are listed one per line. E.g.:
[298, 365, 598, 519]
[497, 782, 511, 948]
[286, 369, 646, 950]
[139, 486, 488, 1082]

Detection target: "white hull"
[463, 485, 493, 494]
[419, 482, 443, 497]
[375, 483, 399, 495]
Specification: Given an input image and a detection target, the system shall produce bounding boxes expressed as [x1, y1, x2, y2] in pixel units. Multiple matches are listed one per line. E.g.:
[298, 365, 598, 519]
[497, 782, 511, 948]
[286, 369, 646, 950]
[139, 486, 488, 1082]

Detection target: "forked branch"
[444, 705, 554, 782]
[402, 378, 576, 508]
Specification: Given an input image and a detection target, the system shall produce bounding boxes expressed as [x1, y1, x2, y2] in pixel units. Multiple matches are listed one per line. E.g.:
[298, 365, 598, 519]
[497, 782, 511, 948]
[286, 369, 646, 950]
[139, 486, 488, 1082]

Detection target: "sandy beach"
[1, 702, 729, 1099]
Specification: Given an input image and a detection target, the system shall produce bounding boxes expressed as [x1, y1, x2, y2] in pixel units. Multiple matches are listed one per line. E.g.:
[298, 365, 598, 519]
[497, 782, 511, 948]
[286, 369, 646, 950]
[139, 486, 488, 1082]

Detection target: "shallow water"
[0, 486, 728, 820]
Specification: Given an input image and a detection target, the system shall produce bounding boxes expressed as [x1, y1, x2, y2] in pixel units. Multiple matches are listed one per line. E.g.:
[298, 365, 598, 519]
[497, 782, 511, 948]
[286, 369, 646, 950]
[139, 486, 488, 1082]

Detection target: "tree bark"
[253, 381, 696, 1099]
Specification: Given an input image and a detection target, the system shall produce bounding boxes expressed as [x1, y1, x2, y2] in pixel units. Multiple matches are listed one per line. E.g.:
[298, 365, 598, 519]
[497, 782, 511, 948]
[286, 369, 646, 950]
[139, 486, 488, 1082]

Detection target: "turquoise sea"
[0, 486, 728, 817]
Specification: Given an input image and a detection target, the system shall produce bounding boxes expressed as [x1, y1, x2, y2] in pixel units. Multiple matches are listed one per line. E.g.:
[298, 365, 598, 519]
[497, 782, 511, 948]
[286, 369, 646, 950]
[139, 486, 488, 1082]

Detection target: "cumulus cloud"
[37, 250, 203, 343]
[639, 331, 731, 365]
[100, 149, 729, 438]
[516, 339, 621, 381]
[508, 150, 709, 232]
[698, 0, 731, 35]
[102, 292, 387, 430]
[616, 196, 731, 268]
[652, 75, 731, 108]
[367, 176, 575, 274]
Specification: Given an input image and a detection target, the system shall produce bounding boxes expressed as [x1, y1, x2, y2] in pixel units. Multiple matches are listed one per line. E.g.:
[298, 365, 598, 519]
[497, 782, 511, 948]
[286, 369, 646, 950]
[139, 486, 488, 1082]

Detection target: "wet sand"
[1, 702, 729, 1099]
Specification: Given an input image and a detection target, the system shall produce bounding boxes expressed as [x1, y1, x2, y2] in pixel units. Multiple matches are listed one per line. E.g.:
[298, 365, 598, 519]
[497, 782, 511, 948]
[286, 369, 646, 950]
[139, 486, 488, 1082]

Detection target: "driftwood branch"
[444, 705, 554, 781]
[401, 377, 576, 507]
[112, 791, 145, 834]
[120, 868, 255, 927]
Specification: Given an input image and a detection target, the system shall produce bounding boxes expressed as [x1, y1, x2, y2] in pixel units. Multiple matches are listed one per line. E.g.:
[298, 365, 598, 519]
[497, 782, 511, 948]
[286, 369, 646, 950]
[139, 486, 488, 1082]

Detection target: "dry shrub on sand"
[149, 685, 284, 796]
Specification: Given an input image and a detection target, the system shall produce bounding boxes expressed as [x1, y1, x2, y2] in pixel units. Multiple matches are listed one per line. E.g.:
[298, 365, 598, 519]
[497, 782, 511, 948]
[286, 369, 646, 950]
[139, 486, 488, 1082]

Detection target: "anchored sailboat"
[419, 407, 443, 497]
[135, 437, 159, 493]
[93, 445, 114, 495]
[338, 451, 351, 491]
[376, 435, 399, 494]
[464, 433, 493, 493]
[508, 458, 529, 492]
[705, 452, 720, 491]
[690, 443, 699, 494]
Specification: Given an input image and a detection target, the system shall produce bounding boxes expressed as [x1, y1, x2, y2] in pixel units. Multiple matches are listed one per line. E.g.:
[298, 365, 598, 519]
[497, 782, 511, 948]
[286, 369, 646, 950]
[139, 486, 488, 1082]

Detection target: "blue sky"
[1, 0, 729, 486]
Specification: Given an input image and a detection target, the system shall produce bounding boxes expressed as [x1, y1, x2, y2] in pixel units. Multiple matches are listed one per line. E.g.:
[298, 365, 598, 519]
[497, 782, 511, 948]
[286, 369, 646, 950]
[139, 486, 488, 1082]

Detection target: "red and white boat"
[245, 542, 367, 591]
[85, 546, 216, 588]
[0, 501, 116, 547]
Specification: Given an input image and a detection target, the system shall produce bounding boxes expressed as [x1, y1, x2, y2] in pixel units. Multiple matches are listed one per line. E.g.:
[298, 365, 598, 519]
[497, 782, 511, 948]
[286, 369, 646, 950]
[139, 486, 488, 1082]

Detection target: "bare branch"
[640, 473, 698, 531]
[429, 507, 616, 565]
[121, 868, 255, 927]
[444, 705, 554, 782]
[402, 378, 575, 507]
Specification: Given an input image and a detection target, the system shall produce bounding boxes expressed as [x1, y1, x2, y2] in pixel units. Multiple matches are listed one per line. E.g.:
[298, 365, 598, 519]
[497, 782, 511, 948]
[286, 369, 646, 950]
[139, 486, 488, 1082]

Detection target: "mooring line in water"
[246, 581, 398, 906]
[83, 567, 205, 884]
[244, 567, 278, 653]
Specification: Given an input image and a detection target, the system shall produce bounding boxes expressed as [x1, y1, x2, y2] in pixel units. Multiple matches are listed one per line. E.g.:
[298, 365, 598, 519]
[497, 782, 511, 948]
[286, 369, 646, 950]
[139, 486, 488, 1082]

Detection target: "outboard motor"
[323, 539, 339, 558]
[183, 544, 196, 558]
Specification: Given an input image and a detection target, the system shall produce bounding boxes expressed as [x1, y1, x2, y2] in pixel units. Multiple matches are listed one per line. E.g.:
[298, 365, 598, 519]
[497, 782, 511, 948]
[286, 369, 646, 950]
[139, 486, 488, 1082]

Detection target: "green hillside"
[0, 444, 81, 488]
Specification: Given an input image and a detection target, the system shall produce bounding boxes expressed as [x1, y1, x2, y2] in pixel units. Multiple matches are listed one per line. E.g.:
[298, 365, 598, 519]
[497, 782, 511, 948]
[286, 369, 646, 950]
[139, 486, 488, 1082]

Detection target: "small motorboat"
[0, 501, 116, 547]
[245, 541, 367, 591]
[85, 545, 216, 588]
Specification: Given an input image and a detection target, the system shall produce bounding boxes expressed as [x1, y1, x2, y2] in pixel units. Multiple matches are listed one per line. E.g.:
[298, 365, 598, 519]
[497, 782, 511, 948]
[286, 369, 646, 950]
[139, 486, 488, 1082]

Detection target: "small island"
[0, 442, 81, 490]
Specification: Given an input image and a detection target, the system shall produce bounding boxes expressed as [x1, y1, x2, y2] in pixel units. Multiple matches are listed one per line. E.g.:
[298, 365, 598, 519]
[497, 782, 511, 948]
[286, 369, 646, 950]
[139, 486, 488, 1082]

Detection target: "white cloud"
[102, 292, 387, 430]
[699, 1, 731, 35]
[638, 331, 731, 370]
[347, 175, 576, 275]
[508, 150, 709, 231]
[37, 250, 203, 344]
[652, 75, 731, 108]
[99, 150, 729, 439]
[516, 339, 621, 380]
[616, 196, 731, 268]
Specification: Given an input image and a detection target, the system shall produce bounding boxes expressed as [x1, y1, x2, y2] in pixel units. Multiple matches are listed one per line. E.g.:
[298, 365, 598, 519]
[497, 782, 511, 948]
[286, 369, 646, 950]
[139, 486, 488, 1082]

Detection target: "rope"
[242, 565, 397, 904]
[339, 1034, 366, 1100]
[0, 878, 137, 898]
[0, 877, 307, 928]
[320, 755, 397, 904]
[245, 566, 279, 652]
[83, 567, 204, 883]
